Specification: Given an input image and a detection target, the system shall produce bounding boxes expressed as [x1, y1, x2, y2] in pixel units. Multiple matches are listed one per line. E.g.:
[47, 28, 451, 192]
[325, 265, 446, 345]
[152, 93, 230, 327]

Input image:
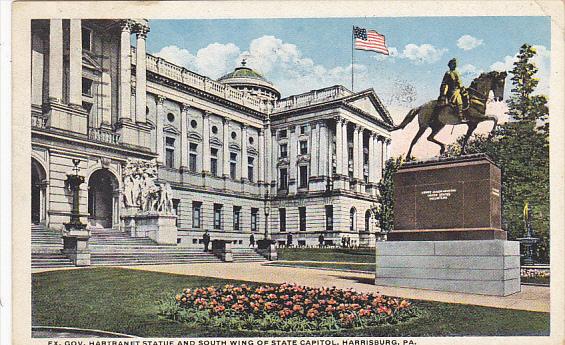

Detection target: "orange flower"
[292, 304, 303, 312]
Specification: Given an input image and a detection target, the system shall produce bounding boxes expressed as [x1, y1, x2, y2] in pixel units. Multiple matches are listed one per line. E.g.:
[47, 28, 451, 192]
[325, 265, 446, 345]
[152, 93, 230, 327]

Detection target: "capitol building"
[30, 18, 393, 259]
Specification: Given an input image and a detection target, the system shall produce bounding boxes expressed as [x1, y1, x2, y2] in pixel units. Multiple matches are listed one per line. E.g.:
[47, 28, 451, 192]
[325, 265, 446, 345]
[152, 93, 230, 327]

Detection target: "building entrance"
[88, 169, 119, 229]
[31, 158, 47, 224]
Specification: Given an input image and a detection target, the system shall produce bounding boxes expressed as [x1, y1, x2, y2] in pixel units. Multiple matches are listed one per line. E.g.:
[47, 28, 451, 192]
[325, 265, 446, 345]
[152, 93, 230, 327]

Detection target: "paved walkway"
[126, 262, 550, 313]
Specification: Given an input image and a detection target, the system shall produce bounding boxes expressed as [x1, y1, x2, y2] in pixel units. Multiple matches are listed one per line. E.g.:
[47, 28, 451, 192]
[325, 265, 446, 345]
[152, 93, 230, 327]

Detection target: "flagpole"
[351, 25, 354, 92]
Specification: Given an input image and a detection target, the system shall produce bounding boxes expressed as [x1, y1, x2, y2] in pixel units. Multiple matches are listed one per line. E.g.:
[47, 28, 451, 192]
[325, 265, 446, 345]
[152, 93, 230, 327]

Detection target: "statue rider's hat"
[448, 58, 457, 66]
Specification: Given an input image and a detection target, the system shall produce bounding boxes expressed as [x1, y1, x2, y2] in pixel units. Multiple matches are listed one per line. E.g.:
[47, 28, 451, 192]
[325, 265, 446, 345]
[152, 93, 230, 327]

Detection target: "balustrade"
[131, 46, 263, 112]
[88, 127, 121, 145]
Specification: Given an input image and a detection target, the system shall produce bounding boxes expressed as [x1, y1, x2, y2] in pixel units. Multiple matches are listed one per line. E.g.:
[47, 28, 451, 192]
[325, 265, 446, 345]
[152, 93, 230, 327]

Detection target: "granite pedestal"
[377, 154, 520, 296]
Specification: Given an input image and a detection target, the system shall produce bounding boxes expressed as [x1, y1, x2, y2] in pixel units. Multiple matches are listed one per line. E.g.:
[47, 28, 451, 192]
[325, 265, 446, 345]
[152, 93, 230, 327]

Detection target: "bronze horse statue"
[393, 71, 507, 158]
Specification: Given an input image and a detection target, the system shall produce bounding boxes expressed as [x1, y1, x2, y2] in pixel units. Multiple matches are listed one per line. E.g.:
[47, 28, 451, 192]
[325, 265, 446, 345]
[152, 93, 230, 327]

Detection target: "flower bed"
[159, 283, 421, 333]
[521, 268, 550, 285]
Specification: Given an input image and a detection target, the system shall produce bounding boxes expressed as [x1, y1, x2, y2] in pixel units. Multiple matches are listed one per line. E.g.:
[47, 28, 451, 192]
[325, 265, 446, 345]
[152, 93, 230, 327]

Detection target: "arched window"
[365, 210, 372, 232]
[350, 207, 356, 231]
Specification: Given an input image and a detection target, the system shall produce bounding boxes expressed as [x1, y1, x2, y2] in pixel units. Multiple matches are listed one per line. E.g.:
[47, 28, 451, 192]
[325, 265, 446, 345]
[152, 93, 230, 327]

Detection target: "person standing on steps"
[318, 233, 325, 248]
[203, 230, 210, 252]
[249, 233, 255, 247]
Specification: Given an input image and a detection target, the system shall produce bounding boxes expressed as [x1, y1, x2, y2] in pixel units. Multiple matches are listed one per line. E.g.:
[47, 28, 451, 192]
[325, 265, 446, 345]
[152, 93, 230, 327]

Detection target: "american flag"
[353, 26, 389, 55]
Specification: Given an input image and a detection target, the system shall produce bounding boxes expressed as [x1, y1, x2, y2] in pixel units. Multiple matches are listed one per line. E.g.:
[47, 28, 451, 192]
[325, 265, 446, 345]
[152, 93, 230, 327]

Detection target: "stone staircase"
[232, 247, 267, 262]
[31, 226, 270, 267]
[31, 224, 74, 268]
[89, 228, 222, 266]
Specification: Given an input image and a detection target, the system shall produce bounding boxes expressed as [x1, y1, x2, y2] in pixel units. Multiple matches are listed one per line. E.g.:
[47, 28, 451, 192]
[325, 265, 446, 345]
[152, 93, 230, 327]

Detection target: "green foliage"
[446, 44, 550, 262]
[375, 157, 403, 233]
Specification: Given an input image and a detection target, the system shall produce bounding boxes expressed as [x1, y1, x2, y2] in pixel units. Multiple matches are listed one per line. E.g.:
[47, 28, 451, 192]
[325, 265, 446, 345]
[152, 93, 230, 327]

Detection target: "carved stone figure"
[122, 159, 174, 214]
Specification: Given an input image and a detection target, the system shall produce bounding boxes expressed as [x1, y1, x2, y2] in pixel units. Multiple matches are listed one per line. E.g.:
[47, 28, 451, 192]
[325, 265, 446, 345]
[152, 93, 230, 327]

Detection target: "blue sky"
[147, 16, 550, 105]
[145, 16, 550, 158]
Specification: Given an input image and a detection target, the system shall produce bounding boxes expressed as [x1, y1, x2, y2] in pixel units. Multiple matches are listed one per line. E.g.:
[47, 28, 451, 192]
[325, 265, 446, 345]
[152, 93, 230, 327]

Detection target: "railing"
[31, 114, 48, 129]
[273, 85, 353, 112]
[132, 47, 264, 112]
[88, 127, 121, 145]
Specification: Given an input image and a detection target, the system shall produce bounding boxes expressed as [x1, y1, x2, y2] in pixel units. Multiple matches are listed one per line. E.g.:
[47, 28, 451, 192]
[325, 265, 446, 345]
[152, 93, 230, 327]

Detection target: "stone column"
[241, 124, 248, 181]
[288, 126, 297, 194]
[319, 121, 329, 178]
[377, 136, 385, 181]
[119, 20, 132, 121]
[48, 19, 63, 103]
[223, 118, 230, 178]
[202, 111, 211, 174]
[342, 120, 349, 177]
[69, 19, 83, 108]
[271, 129, 277, 193]
[180, 103, 189, 170]
[352, 124, 359, 179]
[155, 95, 166, 164]
[358, 128, 365, 182]
[310, 123, 319, 178]
[258, 129, 265, 184]
[368, 133, 376, 184]
[335, 118, 343, 176]
[135, 26, 149, 123]
[265, 123, 272, 190]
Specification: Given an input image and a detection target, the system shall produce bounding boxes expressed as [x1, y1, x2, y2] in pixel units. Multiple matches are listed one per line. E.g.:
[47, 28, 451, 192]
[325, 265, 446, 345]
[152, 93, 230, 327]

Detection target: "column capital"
[385, 138, 392, 145]
[258, 128, 264, 136]
[181, 103, 190, 113]
[134, 24, 150, 39]
[354, 124, 364, 132]
[156, 94, 166, 105]
[241, 123, 249, 130]
[223, 117, 231, 125]
[317, 119, 328, 127]
[377, 134, 386, 142]
[119, 19, 134, 32]
[203, 110, 212, 118]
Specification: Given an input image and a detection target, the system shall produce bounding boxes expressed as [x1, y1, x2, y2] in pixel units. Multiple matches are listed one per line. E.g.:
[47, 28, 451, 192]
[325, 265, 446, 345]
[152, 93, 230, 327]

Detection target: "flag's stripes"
[354, 29, 389, 55]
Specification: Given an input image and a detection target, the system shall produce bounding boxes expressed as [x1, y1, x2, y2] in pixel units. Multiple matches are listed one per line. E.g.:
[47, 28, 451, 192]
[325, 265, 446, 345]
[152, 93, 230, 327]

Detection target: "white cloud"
[458, 63, 484, 83]
[457, 35, 483, 51]
[400, 44, 448, 64]
[154, 43, 241, 79]
[490, 45, 550, 95]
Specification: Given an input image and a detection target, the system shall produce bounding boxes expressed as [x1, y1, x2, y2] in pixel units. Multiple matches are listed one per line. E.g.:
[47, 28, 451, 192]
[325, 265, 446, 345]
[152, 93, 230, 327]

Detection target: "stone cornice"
[145, 69, 266, 121]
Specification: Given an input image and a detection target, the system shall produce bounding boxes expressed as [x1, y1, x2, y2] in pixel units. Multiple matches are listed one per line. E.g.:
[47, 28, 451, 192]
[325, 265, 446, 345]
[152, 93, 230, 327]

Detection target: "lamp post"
[62, 158, 90, 266]
[64, 159, 86, 231]
[517, 202, 539, 265]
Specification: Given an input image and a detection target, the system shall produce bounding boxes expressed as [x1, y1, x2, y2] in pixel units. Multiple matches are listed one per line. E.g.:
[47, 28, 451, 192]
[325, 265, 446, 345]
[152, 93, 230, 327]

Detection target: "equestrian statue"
[393, 58, 507, 158]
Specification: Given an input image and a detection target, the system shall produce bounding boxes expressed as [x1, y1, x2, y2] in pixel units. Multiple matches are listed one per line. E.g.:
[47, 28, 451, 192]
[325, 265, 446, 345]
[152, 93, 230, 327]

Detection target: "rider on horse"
[439, 58, 469, 122]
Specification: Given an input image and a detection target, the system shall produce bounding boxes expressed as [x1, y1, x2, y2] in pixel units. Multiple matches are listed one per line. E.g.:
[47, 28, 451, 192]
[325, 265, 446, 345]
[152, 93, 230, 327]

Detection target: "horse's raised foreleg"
[427, 124, 447, 156]
[461, 122, 478, 155]
[406, 126, 427, 159]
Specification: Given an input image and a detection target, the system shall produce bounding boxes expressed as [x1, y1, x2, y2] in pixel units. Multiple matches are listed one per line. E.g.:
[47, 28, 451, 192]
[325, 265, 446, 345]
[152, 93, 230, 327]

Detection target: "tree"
[375, 156, 403, 233]
[447, 44, 550, 262]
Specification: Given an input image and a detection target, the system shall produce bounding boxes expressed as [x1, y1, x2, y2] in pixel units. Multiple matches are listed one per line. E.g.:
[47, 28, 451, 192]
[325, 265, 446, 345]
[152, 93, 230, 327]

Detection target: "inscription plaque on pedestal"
[390, 154, 506, 241]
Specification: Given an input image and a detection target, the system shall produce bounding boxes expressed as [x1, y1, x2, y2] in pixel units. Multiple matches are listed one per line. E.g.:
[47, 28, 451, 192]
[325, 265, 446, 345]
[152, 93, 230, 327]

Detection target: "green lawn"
[277, 248, 375, 263]
[32, 267, 550, 337]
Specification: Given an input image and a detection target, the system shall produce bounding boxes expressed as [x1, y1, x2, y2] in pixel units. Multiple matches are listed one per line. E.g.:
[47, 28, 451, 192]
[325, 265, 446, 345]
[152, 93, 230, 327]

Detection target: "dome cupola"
[218, 59, 281, 101]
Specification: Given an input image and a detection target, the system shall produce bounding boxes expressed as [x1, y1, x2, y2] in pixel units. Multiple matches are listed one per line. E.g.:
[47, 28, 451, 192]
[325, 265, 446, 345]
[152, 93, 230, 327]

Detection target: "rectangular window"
[82, 78, 93, 96]
[214, 204, 222, 230]
[247, 157, 254, 182]
[300, 126, 307, 135]
[233, 206, 241, 232]
[192, 202, 201, 228]
[299, 165, 308, 188]
[279, 168, 288, 190]
[299, 207, 306, 232]
[279, 208, 286, 232]
[279, 129, 288, 139]
[280, 144, 288, 158]
[230, 152, 237, 180]
[172, 199, 180, 227]
[210, 148, 218, 176]
[299, 141, 308, 155]
[251, 208, 258, 232]
[325, 205, 333, 231]
[189, 143, 198, 172]
[165, 137, 175, 169]
[81, 27, 92, 51]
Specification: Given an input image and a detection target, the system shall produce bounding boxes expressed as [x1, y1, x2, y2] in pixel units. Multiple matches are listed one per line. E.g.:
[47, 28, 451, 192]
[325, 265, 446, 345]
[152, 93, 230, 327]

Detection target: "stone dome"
[218, 60, 281, 101]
